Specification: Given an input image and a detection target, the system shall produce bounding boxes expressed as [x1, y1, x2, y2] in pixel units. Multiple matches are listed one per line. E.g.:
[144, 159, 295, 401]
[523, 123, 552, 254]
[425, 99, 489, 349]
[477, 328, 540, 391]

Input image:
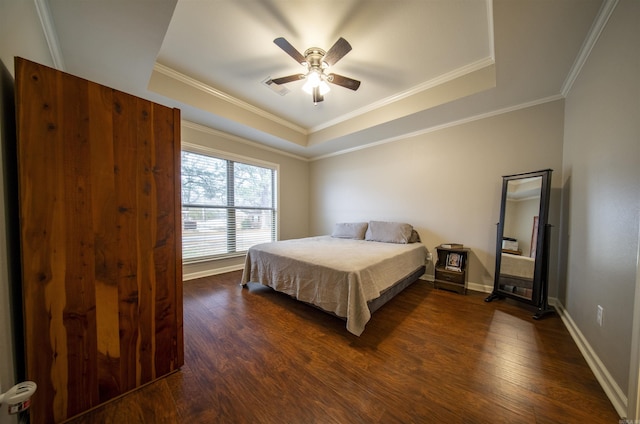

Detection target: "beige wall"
[180, 123, 310, 279]
[310, 100, 564, 292]
[561, 0, 639, 407]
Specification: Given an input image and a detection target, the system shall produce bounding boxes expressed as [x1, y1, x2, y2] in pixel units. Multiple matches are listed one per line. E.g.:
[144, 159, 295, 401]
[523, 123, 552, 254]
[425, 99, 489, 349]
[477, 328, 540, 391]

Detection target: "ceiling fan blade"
[274, 37, 306, 65]
[323, 37, 352, 66]
[271, 74, 305, 85]
[327, 73, 361, 91]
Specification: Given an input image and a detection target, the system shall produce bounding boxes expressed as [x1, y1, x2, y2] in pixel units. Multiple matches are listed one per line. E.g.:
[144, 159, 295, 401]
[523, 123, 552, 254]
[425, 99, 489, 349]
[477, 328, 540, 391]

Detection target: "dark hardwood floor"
[68, 270, 620, 423]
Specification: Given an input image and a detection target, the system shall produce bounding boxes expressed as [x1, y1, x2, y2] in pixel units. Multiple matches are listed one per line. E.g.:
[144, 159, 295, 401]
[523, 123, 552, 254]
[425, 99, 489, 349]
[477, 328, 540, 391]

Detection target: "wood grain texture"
[15, 58, 183, 424]
[68, 271, 619, 423]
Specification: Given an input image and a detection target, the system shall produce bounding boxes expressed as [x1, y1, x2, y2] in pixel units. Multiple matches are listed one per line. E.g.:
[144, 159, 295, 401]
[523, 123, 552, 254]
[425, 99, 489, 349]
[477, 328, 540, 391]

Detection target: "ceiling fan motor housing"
[304, 47, 328, 69]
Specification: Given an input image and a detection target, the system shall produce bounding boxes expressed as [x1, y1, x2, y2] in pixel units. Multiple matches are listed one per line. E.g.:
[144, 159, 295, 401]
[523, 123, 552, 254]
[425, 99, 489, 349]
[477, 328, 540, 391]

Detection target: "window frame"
[181, 142, 279, 264]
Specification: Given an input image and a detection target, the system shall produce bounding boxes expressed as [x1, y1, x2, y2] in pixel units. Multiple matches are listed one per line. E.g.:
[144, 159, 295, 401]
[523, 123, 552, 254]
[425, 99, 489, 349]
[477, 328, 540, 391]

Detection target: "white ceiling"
[45, 0, 604, 159]
[157, 0, 492, 127]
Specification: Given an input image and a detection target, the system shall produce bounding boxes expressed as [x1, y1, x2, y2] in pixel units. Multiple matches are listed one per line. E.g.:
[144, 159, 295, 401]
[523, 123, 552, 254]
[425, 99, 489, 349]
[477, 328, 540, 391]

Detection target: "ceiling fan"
[271, 37, 361, 105]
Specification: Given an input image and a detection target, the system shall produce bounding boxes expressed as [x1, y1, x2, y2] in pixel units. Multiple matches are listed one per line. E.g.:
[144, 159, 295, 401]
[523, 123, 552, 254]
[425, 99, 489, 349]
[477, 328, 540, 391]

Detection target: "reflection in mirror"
[485, 169, 553, 319]
[499, 177, 542, 301]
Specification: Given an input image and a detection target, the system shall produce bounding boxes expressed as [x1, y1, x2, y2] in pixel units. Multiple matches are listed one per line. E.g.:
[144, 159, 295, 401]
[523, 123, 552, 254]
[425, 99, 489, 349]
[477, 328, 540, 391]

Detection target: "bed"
[498, 252, 535, 297]
[241, 221, 428, 336]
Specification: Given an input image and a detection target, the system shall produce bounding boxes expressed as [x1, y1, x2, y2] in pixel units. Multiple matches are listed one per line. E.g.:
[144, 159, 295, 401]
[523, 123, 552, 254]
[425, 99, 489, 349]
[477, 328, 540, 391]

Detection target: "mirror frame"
[486, 169, 553, 316]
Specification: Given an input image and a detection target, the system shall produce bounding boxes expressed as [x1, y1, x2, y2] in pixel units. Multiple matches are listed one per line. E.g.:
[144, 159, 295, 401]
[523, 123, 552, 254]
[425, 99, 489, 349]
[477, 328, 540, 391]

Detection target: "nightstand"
[434, 246, 470, 294]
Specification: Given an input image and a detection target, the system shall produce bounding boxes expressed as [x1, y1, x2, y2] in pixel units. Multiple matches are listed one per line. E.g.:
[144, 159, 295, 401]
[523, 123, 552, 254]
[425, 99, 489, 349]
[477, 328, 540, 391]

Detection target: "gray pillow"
[331, 222, 368, 240]
[365, 221, 414, 244]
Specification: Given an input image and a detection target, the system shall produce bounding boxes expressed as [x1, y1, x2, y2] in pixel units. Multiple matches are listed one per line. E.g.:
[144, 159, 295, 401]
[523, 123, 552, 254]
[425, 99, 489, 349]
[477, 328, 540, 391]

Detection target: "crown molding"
[153, 63, 307, 135]
[33, 0, 65, 70]
[181, 120, 309, 162]
[182, 93, 563, 163]
[311, 94, 563, 161]
[561, 0, 619, 96]
[310, 56, 496, 133]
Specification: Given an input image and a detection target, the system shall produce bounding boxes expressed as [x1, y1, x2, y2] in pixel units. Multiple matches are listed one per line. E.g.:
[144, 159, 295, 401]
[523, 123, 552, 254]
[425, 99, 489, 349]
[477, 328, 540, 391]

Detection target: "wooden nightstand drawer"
[436, 269, 464, 284]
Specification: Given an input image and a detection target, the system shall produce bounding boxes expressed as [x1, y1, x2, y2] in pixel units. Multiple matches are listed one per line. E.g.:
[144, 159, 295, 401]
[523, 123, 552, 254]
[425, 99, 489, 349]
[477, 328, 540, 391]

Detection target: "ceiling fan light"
[302, 79, 313, 94]
[304, 75, 330, 97]
[318, 81, 330, 95]
[308, 70, 321, 85]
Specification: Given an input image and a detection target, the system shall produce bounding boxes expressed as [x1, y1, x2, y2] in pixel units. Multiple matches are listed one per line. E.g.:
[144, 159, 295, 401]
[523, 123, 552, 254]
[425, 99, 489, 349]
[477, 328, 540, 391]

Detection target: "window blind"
[181, 150, 277, 263]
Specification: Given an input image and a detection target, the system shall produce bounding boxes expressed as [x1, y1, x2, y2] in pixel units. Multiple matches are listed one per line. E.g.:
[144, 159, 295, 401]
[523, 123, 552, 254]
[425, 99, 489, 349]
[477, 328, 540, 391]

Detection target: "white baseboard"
[420, 275, 493, 294]
[183, 264, 244, 281]
[419, 273, 434, 282]
[552, 298, 626, 418]
[468, 281, 493, 293]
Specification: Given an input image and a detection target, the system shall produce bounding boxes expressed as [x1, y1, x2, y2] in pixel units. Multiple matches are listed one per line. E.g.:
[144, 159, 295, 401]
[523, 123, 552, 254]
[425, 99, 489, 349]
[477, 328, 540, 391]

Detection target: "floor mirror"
[485, 169, 553, 319]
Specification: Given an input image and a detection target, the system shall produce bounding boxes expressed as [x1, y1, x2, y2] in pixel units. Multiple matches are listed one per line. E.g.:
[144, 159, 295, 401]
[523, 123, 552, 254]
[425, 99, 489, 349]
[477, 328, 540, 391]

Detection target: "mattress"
[241, 236, 427, 336]
[500, 253, 535, 279]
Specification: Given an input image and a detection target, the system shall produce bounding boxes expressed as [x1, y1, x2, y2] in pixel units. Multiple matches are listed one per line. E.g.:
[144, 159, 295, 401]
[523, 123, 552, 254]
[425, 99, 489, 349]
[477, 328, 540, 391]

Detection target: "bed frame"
[367, 265, 426, 314]
[498, 274, 534, 299]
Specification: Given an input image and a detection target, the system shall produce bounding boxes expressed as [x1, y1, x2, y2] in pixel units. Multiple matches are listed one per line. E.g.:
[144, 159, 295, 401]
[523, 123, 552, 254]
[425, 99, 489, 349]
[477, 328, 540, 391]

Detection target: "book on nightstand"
[440, 243, 463, 249]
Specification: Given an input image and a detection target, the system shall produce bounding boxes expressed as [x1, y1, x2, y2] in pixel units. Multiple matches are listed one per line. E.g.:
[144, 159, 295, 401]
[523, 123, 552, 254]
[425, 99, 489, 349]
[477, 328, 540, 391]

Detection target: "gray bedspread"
[241, 236, 427, 336]
[501, 253, 535, 279]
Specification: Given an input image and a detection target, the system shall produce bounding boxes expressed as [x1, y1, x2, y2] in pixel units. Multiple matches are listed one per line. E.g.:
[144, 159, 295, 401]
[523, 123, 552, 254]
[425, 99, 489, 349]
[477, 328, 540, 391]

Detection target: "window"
[181, 148, 277, 263]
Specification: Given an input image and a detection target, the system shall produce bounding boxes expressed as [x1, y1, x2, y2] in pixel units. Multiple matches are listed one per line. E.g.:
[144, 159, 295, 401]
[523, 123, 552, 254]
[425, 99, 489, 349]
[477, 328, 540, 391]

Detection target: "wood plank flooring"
[67, 271, 620, 423]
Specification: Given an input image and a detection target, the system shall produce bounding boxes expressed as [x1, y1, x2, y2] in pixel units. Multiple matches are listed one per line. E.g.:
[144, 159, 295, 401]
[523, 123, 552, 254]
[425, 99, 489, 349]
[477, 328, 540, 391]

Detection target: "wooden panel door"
[15, 57, 183, 424]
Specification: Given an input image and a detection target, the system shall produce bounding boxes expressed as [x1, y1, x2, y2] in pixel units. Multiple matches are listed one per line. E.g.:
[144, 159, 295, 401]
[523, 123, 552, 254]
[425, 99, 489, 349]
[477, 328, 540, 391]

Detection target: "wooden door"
[15, 57, 183, 424]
